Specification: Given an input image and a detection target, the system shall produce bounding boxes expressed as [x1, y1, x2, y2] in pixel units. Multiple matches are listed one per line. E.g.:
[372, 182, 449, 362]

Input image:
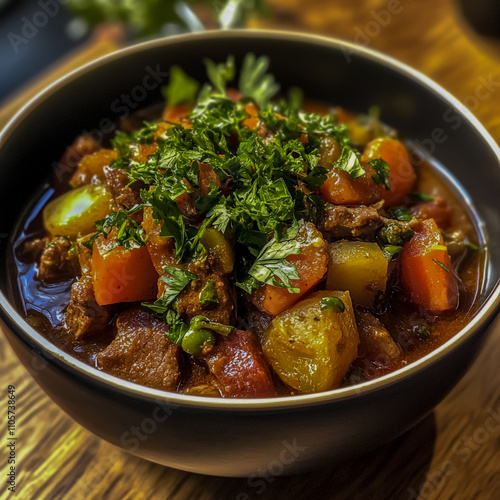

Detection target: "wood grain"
[2, 1, 500, 498]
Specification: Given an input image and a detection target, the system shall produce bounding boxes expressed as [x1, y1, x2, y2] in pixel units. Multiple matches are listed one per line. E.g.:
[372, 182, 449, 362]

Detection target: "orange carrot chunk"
[92, 230, 158, 306]
[252, 224, 328, 316]
[163, 103, 192, 124]
[242, 102, 259, 130]
[318, 163, 383, 206]
[400, 219, 458, 312]
[361, 138, 416, 207]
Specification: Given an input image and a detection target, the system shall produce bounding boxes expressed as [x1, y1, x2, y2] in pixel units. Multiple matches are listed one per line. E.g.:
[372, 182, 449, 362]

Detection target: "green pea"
[181, 328, 215, 355]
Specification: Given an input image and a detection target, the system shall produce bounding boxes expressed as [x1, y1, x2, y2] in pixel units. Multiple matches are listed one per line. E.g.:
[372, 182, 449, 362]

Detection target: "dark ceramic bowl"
[1, 31, 500, 476]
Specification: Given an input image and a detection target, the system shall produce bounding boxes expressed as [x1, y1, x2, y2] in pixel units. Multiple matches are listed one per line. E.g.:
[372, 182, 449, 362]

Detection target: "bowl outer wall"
[0, 312, 492, 476]
[0, 30, 500, 475]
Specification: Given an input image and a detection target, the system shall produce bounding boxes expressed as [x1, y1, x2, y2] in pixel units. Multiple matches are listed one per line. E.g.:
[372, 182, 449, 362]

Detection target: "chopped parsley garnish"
[467, 241, 479, 252]
[199, 280, 219, 306]
[379, 222, 415, 246]
[238, 53, 280, 107]
[320, 296, 346, 313]
[388, 207, 413, 222]
[111, 122, 158, 157]
[205, 55, 235, 95]
[163, 66, 200, 108]
[410, 192, 435, 202]
[333, 147, 365, 179]
[143, 266, 197, 319]
[382, 244, 403, 260]
[369, 158, 391, 190]
[237, 224, 303, 294]
[83, 206, 148, 251]
[433, 259, 450, 272]
[304, 166, 329, 187]
[96, 55, 409, 334]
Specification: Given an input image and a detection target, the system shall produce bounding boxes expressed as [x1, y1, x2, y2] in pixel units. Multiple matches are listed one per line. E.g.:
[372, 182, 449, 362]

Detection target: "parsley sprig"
[83, 206, 147, 251]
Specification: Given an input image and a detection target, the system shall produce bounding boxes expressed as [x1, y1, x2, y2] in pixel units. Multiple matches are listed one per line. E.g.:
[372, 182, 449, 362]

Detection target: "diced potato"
[326, 241, 388, 307]
[43, 184, 113, 238]
[200, 228, 235, 274]
[262, 291, 359, 393]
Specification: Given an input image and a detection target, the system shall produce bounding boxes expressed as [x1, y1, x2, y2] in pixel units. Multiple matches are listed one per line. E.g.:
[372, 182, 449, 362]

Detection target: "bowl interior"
[1, 31, 499, 405]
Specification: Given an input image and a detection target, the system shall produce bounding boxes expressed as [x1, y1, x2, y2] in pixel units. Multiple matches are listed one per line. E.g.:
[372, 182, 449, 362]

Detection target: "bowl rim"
[1, 28, 500, 410]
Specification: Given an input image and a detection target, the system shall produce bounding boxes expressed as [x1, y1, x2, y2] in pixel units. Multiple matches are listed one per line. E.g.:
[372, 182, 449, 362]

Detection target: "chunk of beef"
[142, 207, 236, 325]
[55, 134, 101, 183]
[319, 203, 384, 240]
[176, 269, 236, 325]
[353, 310, 403, 380]
[21, 238, 48, 262]
[70, 149, 118, 187]
[103, 166, 145, 211]
[65, 239, 111, 338]
[203, 330, 276, 398]
[33, 237, 80, 283]
[66, 275, 112, 339]
[96, 308, 181, 391]
[355, 310, 402, 364]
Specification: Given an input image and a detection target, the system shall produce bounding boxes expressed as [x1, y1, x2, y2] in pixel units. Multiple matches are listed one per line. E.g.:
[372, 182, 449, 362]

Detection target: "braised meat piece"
[65, 240, 112, 338]
[54, 134, 101, 183]
[176, 259, 236, 326]
[24, 237, 79, 283]
[319, 203, 383, 240]
[66, 275, 112, 338]
[355, 310, 402, 367]
[142, 207, 236, 325]
[103, 166, 145, 211]
[38, 237, 80, 283]
[203, 330, 276, 398]
[96, 308, 181, 391]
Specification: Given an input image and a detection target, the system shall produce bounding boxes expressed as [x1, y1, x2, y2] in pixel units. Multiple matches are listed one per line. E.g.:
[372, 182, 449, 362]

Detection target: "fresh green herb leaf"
[205, 56, 235, 95]
[199, 280, 219, 306]
[433, 259, 450, 272]
[320, 296, 346, 313]
[287, 86, 303, 113]
[333, 147, 365, 179]
[236, 275, 261, 295]
[369, 158, 391, 190]
[236, 227, 268, 251]
[467, 241, 479, 252]
[238, 224, 303, 294]
[410, 192, 435, 202]
[304, 165, 329, 187]
[379, 222, 415, 246]
[238, 53, 280, 107]
[111, 122, 158, 156]
[164, 311, 190, 347]
[142, 266, 197, 327]
[388, 207, 413, 222]
[82, 206, 148, 252]
[163, 66, 200, 108]
[382, 244, 403, 260]
[159, 266, 198, 307]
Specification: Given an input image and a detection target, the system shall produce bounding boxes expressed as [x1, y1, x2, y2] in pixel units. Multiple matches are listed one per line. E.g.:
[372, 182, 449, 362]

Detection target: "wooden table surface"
[1, 0, 500, 498]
